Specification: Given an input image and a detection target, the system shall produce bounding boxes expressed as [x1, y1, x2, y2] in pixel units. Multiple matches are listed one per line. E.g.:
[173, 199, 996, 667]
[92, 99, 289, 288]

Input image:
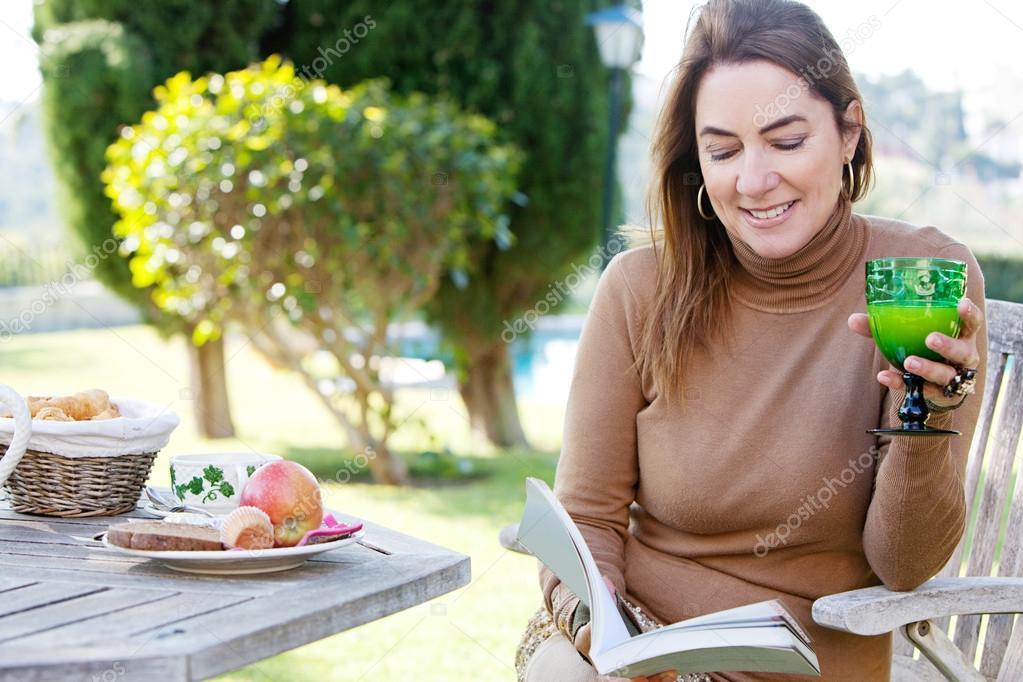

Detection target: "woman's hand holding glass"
[848, 295, 983, 409]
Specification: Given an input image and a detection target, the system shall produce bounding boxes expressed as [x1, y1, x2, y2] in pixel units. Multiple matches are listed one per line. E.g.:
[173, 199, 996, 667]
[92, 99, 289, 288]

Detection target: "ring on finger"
[942, 365, 977, 398]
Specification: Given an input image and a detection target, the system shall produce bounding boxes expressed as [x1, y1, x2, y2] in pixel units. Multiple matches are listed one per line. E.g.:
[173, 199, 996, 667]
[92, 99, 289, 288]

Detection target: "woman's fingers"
[904, 299, 983, 385]
[848, 313, 871, 338]
[957, 296, 984, 338]
[876, 369, 903, 389]
[923, 332, 981, 368]
[574, 622, 591, 658]
[603, 575, 617, 597]
[919, 298, 982, 369]
[903, 355, 958, 387]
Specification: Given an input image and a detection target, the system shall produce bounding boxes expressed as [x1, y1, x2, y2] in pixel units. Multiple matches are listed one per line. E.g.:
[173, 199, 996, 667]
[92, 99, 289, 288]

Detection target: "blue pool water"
[393, 315, 583, 402]
[509, 316, 584, 402]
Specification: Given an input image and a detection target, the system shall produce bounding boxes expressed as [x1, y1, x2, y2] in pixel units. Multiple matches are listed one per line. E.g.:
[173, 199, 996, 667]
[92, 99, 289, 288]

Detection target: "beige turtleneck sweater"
[539, 199, 987, 681]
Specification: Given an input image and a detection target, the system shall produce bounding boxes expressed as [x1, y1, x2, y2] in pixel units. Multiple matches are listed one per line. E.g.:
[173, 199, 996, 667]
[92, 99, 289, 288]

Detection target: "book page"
[595, 623, 820, 678]
[517, 478, 590, 605]
[517, 478, 633, 655]
[657, 600, 812, 646]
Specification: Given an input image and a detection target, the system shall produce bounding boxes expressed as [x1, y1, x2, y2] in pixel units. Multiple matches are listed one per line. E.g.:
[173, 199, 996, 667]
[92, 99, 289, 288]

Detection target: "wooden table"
[0, 495, 470, 681]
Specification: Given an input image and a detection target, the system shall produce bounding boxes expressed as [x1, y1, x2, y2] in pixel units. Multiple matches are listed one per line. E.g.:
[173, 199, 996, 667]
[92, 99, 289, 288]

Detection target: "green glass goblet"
[865, 257, 967, 437]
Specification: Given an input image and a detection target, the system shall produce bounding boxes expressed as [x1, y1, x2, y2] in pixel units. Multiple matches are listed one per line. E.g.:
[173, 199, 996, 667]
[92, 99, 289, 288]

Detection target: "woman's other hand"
[598, 578, 679, 681]
[848, 296, 983, 407]
[573, 576, 619, 657]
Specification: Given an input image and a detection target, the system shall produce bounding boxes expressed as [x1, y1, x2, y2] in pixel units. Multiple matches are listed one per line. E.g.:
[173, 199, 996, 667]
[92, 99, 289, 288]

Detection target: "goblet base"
[867, 427, 961, 437]
[866, 372, 963, 438]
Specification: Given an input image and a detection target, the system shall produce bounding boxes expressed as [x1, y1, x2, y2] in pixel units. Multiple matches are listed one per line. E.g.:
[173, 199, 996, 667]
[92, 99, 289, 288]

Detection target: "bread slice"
[107, 521, 224, 551]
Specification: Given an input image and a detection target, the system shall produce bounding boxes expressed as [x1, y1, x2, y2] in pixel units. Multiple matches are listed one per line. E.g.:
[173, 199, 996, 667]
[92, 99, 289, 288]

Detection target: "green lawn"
[1, 325, 563, 681]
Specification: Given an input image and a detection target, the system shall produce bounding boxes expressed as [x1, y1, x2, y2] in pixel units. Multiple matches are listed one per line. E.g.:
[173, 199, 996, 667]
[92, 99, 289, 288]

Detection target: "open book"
[517, 478, 820, 678]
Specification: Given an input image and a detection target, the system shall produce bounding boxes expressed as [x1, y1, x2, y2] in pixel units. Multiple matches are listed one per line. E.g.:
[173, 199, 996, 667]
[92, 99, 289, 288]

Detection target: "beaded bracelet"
[925, 393, 969, 414]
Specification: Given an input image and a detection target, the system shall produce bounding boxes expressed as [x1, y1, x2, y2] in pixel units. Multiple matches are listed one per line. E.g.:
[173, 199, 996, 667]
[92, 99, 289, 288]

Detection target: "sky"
[0, 0, 38, 108]
[2, 0, 1022, 112]
[637, 0, 1023, 91]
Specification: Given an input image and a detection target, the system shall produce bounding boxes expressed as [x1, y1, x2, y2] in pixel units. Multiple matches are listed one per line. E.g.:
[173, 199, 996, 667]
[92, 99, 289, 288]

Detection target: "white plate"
[102, 529, 364, 575]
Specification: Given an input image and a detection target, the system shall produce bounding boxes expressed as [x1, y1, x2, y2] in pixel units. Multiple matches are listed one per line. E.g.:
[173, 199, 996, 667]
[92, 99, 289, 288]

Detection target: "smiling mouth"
[742, 200, 797, 220]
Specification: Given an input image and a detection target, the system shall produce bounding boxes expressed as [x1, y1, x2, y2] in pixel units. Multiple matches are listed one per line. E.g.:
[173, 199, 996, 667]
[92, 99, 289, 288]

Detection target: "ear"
[841, 100, 863, 162]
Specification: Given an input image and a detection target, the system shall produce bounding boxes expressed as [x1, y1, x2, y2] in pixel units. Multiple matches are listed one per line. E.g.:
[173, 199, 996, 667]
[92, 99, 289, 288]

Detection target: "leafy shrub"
[103, 57, 522, 483]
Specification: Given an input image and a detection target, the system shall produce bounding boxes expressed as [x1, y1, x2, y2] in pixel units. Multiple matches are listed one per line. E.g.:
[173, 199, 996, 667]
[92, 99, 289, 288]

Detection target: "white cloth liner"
[0, 397, 180, 458]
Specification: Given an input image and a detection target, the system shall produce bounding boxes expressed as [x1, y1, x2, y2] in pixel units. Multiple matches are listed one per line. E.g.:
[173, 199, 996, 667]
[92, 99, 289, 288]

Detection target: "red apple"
[240, 461, 323, 547]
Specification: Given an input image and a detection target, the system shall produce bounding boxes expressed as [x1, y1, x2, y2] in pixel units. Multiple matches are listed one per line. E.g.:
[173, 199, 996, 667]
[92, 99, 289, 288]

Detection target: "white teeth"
[749, 201, 793, 220]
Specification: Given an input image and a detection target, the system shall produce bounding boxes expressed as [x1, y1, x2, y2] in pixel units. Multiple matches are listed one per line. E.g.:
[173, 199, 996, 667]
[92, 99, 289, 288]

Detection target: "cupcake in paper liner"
[220, 505, 274, 550]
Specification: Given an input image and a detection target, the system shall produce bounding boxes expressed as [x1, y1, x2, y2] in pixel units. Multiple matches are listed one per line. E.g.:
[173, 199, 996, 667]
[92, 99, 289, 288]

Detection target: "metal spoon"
[144, 486, 176, 507]
[144, 486, 215, 517]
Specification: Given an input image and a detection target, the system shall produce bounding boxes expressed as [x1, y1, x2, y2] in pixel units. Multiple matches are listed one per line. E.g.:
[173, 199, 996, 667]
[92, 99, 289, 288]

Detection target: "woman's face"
[694, 60, 861, 259]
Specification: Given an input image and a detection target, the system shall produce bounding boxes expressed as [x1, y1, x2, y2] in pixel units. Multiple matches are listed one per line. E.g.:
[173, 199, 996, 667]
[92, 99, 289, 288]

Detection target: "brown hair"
[636, 0, 874, 402]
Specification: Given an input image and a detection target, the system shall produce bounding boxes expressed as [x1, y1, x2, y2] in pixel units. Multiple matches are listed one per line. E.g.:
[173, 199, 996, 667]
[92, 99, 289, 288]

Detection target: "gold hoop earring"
[843, 160, 855, 198]
[697, 183, 715, 220]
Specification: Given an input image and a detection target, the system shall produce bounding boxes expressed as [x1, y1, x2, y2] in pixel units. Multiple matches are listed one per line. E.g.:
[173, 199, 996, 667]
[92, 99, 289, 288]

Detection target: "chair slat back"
[955, 355, 1023, 666]
[926, 305, 1007, 655]
[997, 624, 1023, 682]
[987, 306, 1023, 682]
[980, 353, 1023, 679]
[901, 349, 1005, 660]
[929, 300, 1023, 675]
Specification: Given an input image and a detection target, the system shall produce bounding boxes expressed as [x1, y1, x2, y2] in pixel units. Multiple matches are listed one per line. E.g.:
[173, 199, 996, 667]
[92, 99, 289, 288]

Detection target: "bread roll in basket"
[0, 384, 179, 517]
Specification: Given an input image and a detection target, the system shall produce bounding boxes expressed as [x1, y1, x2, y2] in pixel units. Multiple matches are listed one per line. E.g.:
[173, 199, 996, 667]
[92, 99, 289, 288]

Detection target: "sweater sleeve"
[862, 242, 987, 591]
[539, 252, 647, 612]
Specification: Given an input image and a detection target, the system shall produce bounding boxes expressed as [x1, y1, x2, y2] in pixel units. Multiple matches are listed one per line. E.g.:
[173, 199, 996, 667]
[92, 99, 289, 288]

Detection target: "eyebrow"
[699, 114, 809, 138]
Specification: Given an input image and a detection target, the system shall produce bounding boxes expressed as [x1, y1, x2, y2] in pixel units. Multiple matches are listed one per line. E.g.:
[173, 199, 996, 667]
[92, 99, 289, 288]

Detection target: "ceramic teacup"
[169, 452, 282, 515]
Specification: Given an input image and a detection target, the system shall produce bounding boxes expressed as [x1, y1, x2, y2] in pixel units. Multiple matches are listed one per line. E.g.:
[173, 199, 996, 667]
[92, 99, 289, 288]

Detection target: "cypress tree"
[272, 0, 635, 446]
[33, 0, 279, 437]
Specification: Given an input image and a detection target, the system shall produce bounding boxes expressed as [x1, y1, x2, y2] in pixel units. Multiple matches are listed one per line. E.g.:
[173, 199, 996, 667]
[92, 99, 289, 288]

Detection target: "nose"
[735, 151, 780, 199]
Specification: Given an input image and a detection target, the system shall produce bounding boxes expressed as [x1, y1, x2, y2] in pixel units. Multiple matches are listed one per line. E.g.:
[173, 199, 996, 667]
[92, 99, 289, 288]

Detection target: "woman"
[515, 1, 986, 681]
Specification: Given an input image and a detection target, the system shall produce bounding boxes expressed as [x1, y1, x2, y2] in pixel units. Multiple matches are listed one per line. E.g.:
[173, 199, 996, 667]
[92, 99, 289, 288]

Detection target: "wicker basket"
[0, 444, 157, 517]
[0, 385, 178, 518]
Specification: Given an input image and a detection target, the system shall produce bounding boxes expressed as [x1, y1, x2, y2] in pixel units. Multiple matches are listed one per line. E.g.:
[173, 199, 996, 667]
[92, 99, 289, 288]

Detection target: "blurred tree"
[858, 69, 1019, 181]
[269, 0, 633, 448]
[33, 1, 279, 438]
[858, 70, 966, 166]
[103, 58, 522, 484]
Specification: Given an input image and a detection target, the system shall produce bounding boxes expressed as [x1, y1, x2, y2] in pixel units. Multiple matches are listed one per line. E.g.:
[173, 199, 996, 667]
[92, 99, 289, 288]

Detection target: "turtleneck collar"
[725, 197, 865, 313]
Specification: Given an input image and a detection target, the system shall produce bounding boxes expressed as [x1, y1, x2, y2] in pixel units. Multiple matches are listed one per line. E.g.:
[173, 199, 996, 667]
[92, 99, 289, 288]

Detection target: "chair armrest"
[812, 576, 1023, 636]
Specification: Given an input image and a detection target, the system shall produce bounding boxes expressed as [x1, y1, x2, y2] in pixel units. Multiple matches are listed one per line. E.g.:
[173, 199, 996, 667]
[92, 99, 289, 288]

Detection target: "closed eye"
[708, 148, 738, 161]
[773, 137, 807, 151]
[708, 136, 806, 161]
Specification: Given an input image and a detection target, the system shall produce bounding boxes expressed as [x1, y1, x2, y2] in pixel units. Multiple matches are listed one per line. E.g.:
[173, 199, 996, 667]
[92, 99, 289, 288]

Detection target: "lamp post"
[586, 5, 643, 269]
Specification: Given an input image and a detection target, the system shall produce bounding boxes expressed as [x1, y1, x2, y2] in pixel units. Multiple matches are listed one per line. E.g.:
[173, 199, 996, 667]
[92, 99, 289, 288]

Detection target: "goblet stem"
[867, 371, 960, 437]
[898, 372, 930, 430]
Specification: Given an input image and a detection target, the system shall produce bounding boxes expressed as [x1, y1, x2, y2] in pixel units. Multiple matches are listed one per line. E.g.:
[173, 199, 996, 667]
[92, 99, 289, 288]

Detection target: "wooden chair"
[501, 299, 1023, 682]
[813, 298, 1023, 681]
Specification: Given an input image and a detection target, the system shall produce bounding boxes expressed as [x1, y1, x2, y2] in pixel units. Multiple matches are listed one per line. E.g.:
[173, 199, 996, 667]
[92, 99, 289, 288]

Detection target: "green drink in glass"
[865, 257, 967, 436]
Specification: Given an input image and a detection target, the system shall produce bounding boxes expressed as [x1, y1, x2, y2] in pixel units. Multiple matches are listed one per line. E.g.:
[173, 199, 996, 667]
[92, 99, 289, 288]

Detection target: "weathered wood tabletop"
[0, 494, 471, 681]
